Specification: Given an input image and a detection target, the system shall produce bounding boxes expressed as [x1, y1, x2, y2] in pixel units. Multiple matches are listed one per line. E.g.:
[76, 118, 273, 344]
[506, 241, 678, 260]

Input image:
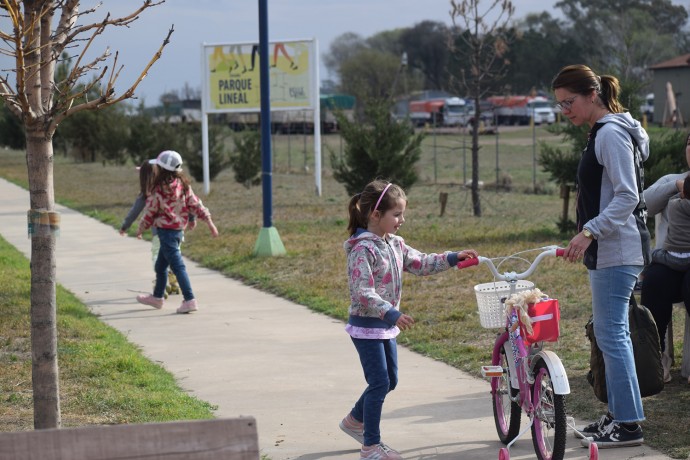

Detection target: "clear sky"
[54, 0, 568, 106]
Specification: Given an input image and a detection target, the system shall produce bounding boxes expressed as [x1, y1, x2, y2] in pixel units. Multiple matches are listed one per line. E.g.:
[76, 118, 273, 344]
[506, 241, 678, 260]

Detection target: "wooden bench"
[0, 417, 259, 460]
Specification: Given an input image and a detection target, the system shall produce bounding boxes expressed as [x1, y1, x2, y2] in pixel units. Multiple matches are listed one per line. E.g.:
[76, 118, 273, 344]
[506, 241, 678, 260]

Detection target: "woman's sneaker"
[360, 443, 402, 460]
[581, 421, 643, 448]
[574, 412, 612, 439]
[339, 413, 364, 444]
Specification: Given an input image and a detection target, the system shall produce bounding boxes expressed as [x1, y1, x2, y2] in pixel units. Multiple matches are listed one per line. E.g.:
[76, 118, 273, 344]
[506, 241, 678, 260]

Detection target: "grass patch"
[0, 235, 216, 431]
[1, 127, 688, 457]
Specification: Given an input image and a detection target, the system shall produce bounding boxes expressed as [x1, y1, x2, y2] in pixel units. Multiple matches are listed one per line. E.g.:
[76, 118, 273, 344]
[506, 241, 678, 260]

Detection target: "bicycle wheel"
[531, 362, 566, 460]
[492, 346, 521, 443]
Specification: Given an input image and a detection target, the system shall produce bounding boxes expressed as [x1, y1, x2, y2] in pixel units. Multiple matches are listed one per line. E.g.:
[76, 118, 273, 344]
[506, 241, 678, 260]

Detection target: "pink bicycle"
[458, 246, 598, 460]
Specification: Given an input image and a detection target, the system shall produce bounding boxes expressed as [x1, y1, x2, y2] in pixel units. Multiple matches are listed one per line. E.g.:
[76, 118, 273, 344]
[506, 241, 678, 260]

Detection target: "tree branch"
[53, 24, 174, 128]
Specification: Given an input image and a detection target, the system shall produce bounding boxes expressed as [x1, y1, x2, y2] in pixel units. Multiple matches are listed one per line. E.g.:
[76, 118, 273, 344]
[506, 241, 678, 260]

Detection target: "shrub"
[229, 130, 262, 188]
[329, 98, 425, 196]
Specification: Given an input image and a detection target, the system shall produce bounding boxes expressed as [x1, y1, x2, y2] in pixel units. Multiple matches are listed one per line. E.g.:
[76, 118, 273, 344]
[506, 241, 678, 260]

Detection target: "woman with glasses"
[552, 64, 650, 449]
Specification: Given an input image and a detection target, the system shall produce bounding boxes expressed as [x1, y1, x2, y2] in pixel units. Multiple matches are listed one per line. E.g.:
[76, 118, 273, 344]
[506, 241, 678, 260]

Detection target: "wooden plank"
[0, 417, 258, 460]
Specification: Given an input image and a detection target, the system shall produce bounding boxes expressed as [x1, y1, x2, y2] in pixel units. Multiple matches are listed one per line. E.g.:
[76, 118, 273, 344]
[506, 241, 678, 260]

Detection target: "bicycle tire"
[531, 361, 567, 460]
[492, 346, 521, 443]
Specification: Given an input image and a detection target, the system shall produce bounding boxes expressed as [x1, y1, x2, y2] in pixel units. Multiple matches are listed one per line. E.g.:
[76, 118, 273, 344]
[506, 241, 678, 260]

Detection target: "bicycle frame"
[459, 246, 595, 460]
[460, 245, 569, 398]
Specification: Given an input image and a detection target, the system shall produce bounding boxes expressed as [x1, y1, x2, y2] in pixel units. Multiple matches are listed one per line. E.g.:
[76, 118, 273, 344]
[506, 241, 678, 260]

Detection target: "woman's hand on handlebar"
[564, 233, 592, 263]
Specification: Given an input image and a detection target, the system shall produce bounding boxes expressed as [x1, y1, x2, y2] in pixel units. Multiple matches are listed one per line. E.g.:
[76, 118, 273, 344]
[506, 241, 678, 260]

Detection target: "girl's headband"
[373, 183, 393, 212]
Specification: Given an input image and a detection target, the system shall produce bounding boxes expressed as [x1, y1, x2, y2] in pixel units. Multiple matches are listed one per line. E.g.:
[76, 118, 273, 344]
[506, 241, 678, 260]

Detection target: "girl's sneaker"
[136, 294, 164, 309]
[339, 413, 364, 444]
[177, 299, 198, 314]
[360, 443, 402, 460]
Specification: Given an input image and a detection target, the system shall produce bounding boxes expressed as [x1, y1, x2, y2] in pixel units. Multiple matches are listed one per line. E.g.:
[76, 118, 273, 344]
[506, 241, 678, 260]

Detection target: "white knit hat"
[149, 150, 183, 171]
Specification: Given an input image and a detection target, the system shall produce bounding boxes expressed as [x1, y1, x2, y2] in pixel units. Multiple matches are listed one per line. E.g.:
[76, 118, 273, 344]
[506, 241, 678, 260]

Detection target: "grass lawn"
[0, 125, 688, 458]
[0, 236, 216, 431]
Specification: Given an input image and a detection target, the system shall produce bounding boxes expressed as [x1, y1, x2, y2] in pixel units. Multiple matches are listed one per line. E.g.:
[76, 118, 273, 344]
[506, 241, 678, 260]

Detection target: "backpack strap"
[589, 122, 648, 223]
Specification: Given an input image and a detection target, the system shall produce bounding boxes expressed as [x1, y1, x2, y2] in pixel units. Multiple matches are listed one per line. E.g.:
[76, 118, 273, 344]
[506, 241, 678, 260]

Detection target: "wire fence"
[269, 124, 563, 194]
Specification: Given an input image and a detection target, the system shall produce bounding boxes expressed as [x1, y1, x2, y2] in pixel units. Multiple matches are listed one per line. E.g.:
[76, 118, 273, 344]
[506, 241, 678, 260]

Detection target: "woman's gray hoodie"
[579, 112, 650, 269]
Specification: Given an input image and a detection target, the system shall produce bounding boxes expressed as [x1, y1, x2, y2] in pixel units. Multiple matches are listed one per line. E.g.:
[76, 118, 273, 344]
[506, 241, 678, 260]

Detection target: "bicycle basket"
[474, 280, 535, 328]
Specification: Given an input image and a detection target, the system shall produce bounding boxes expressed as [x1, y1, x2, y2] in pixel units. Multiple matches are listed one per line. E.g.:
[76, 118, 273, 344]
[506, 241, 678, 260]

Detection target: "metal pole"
[200, 43, 211, 195]
[462, 129, 467, 185]
[303, 111, 308, 169]
[433, 117, 437, 183]
[313, 39, 322, 196]
[287, 123, 292, 171]
[532, 116, 537, 193]
[258, 0, 272, 228]
[495, 123, 499, 190]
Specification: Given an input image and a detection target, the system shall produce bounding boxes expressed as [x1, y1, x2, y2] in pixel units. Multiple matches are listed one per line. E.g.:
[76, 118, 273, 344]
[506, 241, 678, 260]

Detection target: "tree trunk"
[471, 95, 482, 217]
[26, 127, 61, 429]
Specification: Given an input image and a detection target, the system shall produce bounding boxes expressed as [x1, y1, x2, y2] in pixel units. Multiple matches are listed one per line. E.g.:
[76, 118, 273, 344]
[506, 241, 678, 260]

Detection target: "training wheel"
[499, 447, 510, 460]
[588, 442, 598, 460]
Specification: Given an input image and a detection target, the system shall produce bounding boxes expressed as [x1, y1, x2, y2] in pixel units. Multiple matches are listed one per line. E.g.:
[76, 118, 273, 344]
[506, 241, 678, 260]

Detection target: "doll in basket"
[504, 288, 560, 344]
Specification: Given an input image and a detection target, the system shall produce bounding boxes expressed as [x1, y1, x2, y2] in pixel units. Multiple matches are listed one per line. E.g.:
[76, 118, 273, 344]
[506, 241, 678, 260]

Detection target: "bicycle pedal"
[481, 365, 504, 378]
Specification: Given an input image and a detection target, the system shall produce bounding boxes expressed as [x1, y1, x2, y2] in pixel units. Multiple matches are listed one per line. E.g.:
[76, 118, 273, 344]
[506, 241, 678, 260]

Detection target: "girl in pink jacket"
[135, 150, 218, 314]
[339, 179, 476, 460]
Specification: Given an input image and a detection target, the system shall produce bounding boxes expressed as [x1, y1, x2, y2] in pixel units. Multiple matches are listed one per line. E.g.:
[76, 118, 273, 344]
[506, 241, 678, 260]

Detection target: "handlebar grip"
[457, 257, 480, 269]
[556, 248, 565, 257]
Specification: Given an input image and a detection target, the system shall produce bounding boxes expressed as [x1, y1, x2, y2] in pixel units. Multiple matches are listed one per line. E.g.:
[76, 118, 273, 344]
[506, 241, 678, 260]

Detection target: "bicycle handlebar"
[456, 246, 565, 282]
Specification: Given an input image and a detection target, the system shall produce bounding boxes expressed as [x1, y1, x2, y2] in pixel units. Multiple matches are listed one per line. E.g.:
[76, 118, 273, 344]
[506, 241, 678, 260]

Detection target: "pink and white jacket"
[137, 178, 211, 234]
[344, 228, 459, 339]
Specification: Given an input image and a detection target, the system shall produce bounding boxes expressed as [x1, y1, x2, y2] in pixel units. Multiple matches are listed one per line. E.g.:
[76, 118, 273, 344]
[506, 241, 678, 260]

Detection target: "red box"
[520, 299, 560, 345]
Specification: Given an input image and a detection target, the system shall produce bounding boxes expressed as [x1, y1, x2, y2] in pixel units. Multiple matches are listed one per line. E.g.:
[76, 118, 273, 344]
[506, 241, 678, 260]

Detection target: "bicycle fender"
[501, 341, 520, 390]
[492, 333, 521, 390]
[532, 350, 570, 395]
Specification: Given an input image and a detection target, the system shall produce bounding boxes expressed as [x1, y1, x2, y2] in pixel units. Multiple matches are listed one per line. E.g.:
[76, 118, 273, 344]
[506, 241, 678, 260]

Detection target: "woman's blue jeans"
[154, 228, 194, 301]
[350, 337, 399, 446]
[589, 265, 645, 423]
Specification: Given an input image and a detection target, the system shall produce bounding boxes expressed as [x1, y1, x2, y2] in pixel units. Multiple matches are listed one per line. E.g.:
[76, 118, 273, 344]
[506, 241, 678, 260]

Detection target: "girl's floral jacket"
[343, 228, 459, 339]
[137, 178, 211, 234]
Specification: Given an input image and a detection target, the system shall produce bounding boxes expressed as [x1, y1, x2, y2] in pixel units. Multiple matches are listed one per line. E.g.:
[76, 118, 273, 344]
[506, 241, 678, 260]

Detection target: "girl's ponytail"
[347, 193, 365, 236]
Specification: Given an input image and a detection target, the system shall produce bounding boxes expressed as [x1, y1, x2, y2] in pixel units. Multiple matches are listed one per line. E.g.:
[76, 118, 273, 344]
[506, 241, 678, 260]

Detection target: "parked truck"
[487, 95, 555, 126]
[408, 97, 471, 127]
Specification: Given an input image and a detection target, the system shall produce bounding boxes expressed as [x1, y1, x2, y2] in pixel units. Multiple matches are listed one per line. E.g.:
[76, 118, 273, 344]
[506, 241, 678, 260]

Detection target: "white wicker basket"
[474, 280, 535, 328]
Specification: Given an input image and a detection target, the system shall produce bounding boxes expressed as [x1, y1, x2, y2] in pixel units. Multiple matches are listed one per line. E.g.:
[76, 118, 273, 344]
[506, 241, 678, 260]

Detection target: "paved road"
[0, 178, 670, 460]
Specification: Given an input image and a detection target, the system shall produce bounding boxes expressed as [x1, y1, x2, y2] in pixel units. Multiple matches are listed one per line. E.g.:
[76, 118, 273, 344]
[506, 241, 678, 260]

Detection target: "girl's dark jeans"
[349, 337, 399, 446]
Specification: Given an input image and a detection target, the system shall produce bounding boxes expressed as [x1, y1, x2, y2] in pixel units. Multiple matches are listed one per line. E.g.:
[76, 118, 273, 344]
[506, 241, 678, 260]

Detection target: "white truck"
[488, 95, 555, 126]
[408, 97, 471, 127]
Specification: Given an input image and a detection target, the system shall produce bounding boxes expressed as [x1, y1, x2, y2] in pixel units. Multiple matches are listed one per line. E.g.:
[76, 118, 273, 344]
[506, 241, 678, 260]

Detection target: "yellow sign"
[204, 40, 313, 113]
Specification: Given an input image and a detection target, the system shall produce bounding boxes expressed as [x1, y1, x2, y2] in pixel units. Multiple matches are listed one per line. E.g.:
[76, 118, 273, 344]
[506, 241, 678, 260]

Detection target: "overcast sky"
[41, 0, 567, 106]
[5, 1, 687, 106]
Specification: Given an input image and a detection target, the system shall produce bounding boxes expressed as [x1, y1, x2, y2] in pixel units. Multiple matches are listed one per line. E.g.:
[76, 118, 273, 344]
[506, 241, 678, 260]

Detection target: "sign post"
[200, 32, 319, 256]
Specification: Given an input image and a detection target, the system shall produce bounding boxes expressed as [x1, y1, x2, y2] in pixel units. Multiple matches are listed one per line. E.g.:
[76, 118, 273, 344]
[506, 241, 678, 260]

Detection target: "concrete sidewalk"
[0, 178, 670, 460]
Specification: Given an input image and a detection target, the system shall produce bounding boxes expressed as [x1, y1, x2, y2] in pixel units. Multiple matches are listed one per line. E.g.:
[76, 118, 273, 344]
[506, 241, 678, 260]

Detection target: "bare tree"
[449, 0, 514, 217]
[0, 0, 172, 429]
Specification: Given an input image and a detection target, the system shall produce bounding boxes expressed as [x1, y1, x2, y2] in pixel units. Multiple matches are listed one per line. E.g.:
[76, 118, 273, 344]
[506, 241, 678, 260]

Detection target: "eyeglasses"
[555, 95, 579, 111]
